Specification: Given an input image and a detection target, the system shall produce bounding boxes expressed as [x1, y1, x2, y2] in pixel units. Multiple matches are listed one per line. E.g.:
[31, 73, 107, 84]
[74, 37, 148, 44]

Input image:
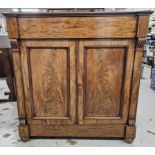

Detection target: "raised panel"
[78, 40, 135, 125]
[29, 48, 69, 118]
[84, 47, 125, 117]
[20, 40, 76, 125]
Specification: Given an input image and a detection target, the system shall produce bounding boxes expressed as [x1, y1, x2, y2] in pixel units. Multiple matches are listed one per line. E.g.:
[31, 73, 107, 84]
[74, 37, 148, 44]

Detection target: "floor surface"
[0, 66, 155, 147]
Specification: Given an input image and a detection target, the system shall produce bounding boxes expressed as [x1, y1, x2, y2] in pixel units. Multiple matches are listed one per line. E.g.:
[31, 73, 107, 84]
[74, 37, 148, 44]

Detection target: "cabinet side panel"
[129, 47, 143, 124]
[11, 46, 26, 118]
[128, 15, 150, 126]
[9, 39, 29, 139]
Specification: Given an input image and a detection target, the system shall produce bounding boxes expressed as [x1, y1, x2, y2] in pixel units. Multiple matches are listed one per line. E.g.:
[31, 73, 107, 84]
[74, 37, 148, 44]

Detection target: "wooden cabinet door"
[20, 40, 76, 125]
[77, 40, 135, 125]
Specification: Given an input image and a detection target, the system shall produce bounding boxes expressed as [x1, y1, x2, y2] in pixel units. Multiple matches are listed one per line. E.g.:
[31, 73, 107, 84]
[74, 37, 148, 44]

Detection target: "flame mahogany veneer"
[3, 11, 152, 143]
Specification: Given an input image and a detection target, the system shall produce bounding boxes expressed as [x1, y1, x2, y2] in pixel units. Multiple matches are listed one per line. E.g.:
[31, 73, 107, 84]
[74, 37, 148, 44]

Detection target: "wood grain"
[78, 40, 135, 125]
[20, 40, 76, 125]
[128, 15, 149, 127]
[12, 47, 26, 118]
[30, 124, 125, 138]
[125, 126, 136, 139]
[6, 17, 18, 38]
[137, 15, 150, 37]
[85, 47, 125, 117]
[128, 47, 143, 125]
[17, 16, 137, 39]
[30, 48, 68, 117]
[18, 125, 29, 141]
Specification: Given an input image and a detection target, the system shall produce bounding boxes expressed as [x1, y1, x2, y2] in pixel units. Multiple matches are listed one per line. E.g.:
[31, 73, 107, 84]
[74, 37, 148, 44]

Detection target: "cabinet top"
[2, 10, 153, 17]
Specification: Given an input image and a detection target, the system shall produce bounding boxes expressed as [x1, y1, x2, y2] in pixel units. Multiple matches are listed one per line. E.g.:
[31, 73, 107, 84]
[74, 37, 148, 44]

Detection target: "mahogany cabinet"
[3, 11, 152, 143]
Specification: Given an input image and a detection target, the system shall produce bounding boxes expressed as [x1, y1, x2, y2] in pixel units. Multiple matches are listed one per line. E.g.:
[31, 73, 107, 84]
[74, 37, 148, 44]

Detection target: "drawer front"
[17, 16, 137, 39]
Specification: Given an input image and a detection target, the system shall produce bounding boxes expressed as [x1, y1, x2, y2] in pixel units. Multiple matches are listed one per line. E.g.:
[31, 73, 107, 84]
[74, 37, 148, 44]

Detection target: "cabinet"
[3, 10, 152, 143]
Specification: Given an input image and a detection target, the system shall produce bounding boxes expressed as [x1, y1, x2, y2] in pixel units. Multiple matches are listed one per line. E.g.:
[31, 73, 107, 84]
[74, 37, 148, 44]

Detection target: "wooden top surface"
[2, 10, 153, 17]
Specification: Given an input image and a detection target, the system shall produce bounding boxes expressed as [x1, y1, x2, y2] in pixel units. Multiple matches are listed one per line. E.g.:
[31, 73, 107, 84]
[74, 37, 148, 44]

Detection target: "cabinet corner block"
[125, 125, 136, 141]
[18, 124, 30, 142]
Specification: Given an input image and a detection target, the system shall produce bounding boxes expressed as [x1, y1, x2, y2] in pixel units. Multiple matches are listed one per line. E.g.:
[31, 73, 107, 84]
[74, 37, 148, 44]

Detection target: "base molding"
[29, 125, 125, 138]
[18, 124, 136, 143]
[19, 125, 136, 144]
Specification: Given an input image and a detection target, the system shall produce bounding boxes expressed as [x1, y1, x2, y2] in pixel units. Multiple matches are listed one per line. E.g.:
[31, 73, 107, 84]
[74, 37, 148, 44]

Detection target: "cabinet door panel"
[78, 40, 135, 125]
[30, 48, 68, 118]
[20, 40, 76, 125]
[85, 48, 124, 117]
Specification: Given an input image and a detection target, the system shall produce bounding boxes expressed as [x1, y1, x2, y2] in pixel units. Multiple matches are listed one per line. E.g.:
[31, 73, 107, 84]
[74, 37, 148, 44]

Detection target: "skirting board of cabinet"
[18, 124, 136, 143]
[17, 125, 135, 143]
[28, 125, 128, 138]
[17, 125, 136, 143]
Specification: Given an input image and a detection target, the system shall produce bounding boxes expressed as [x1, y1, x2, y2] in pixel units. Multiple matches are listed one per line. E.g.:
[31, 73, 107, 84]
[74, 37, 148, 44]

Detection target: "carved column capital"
[10, 39, 19, 52]
[136, 38, 146, 49]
